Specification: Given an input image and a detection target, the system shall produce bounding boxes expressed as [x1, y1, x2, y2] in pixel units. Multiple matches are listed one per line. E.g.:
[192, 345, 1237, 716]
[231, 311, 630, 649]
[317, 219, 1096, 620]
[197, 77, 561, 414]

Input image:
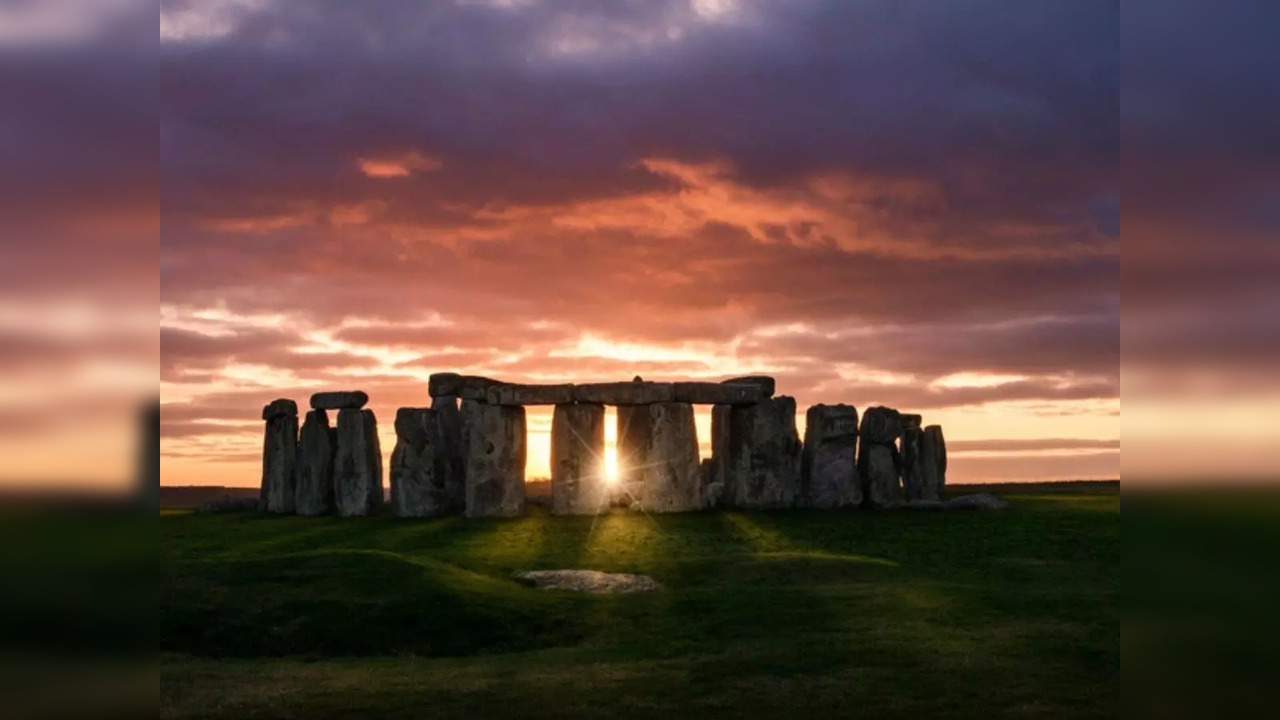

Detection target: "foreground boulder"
[550, 403, 608, 515]
[390, 407, 453, 517]
[725, 397, 802, 509]
[334, 408, 383, 516]
[801, 404, 861, 509]
[463, 401, 527, 518]
[515, 569, 663, 594]
[639, 402, 703, 512]
[261, 398, 298, 514]
[295, 409, 335, 516]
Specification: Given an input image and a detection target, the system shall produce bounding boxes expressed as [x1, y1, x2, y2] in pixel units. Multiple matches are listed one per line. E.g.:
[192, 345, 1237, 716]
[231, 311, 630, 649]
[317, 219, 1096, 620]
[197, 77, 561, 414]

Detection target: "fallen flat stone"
[573, 381, 675, 405]
[486, 383, 576, 406]
[463, 400, 527, 518]
[551, 403, 608, 516]
[295, 409, 335, 516]
[458, 376, 506, 401]
[638, 402, 703, 513]
[860, 406, 903, 445]
[801, 404, 861, 509]
[672, 382, 763, 405]
[858, 442, 901, 509]
[428, 372, 462, 397]
[310, 390, 369, 410]
[333, 408, 383, 517]
[515, 569, 663, 594]
[390, 407, 451, 517]
[725, 396, 802, 509]
[261, 398, 297, 421]
[261, 403, 298, 514]
[721, 375, 776, 398]
[920, 425, 948, 501]
[946, 492, 1009, 510]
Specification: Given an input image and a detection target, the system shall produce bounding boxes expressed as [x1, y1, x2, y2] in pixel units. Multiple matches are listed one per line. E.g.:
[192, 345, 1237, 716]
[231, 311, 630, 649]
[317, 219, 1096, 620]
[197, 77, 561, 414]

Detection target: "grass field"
[161, 483, 1119, 719]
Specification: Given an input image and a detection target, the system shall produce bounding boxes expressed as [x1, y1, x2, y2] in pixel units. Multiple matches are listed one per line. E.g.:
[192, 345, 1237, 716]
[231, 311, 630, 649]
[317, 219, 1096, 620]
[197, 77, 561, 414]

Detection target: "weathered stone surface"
[919, 425, 947, 501]
[701, 459, 724, 509]
[860, 406, 903, 445]
[261, 404, 298, 514]
[946, 492, 1008, 510]
[900, 423, 926, 502]
[463, 401, 527, 518]
[573, 381, 674, 405]
[858, 442, 901, 509]
[709, 404, 731, 497]
[458, 376, 505, 401]
[551, 403, 608, 516]
[616, 404, 652, 492]
[725, 397, 802, 509]
[432, 395, 466, 513]
[672, 382, 763, 405]
[261, 398, 297, 421]
[390, 407, 451, 517]
[428, 372, 462, 397]
[333, 409, 383, 517]
[515, 570, 662, 594]
[721, 376, 776, 398]
[800, 404, 861, 509]
[295, 409, 335, 516]
[309, 390, 369, 410]
[638, 402, 702, 513]
[486, 383, 576, 406]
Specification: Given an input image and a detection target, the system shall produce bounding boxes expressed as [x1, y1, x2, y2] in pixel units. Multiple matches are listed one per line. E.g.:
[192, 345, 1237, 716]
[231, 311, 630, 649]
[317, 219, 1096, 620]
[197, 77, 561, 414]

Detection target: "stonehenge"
[257, 375, 953, 519]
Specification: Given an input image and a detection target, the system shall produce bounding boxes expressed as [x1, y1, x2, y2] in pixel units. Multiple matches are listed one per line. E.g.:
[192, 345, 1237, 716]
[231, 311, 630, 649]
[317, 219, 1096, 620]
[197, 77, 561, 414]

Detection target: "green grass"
[161, 484, 1119, 719]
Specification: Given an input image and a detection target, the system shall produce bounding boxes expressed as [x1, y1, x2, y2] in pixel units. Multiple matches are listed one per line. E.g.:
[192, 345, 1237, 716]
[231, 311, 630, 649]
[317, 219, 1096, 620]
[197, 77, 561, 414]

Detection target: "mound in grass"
[162, 550, 595, 657]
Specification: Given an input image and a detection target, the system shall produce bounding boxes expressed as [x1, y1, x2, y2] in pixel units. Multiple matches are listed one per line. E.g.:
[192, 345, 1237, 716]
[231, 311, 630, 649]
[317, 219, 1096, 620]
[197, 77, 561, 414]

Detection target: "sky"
[147, 0, 1124, 486]
[20, 0, 1280, 489]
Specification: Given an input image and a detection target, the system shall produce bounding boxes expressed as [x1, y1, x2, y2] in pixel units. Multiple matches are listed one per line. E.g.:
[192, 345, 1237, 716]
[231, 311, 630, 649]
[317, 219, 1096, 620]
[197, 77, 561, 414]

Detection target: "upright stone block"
[551, 403, 608, 515]
[432, 395, 466, 514]
[801, 404, 861, 509]
[639, 402, 702, 513]
[261, 398, 298, 514]
[919, 425, 948, 501]
[708, 404, 731, 504]
[295, 409, 335, 516]
[390, 407, 451, 517]
[616, 404, 652, 495]
[858, 406, 902, 509]
[334, 408, 383, 517]
[900, 415, 925, 501]
[463, 402, 527, 518]
[725, 397, 802, 509]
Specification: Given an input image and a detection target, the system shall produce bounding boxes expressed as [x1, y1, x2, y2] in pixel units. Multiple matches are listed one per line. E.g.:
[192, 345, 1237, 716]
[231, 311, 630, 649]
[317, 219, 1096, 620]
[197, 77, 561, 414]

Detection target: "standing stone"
[919, 425, 948, 501]
[295, 409, 335, 516]
[616, 404, 652, 499]
[801, 404, 861, 509]
[858, 406, 903, 509]
[463, 401, 527, 518]
[899, 414, 926, 502]
[261, 399, 298, 514]
[432, 395, 466, 514]
[550, 403, 608, 515]
[334, 408, 383, 517]
[390, 407, 450, 517]
[708, 404, 732, 505]
[639, 402, 702, 512]
[725, 397, 802, 509]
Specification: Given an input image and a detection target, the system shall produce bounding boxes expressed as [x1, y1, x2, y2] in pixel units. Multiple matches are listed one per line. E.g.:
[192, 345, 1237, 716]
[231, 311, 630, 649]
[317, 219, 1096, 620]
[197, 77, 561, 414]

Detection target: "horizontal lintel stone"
[673, 382, 763, 405]
[310, 390, 369, 410]
[721, 376, 776, 398]
[486, 383, 576, 406]
[572, 382, 674, 405]
[261, 398, 298, 420]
